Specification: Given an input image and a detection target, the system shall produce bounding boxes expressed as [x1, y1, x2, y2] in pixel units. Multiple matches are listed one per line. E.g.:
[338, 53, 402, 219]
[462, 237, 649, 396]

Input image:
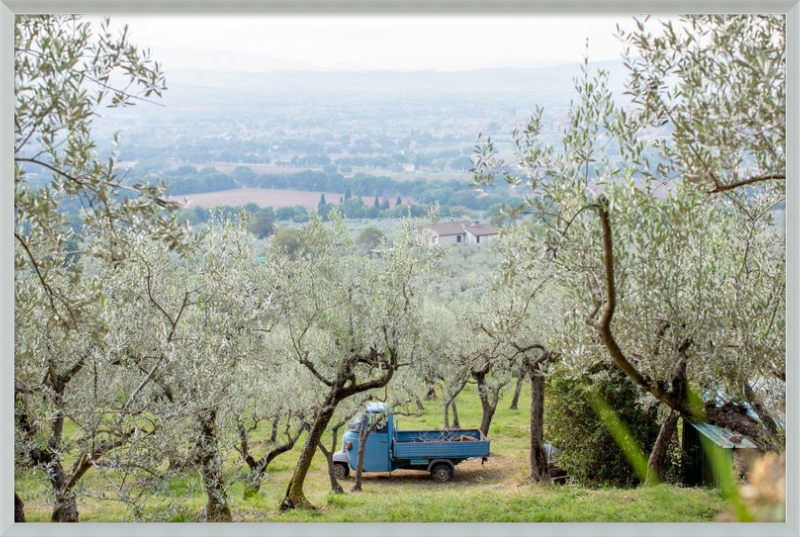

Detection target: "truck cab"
[333, 402, 490, 482]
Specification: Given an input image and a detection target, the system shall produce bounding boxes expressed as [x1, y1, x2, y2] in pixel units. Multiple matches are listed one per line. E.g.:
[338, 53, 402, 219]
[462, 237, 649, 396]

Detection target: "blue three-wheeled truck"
[333, 402, 491, 482]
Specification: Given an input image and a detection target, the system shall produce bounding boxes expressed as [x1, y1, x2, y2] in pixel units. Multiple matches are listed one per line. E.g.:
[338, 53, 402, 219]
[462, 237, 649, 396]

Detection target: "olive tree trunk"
[646, 409, 679, 485]
[195, 409, 232, 522]
[317, 414, 354, 494]
[238, 416, 305, 499]
[281, 393, 338, 510]
[444, 398, 462, 429]
[529, 373, 551, 484]
[351, 418, 374, 492]
[509, 372, 525, 410]
[443, 377, 467, 429]
[474, 371, 506, 437]
[478, 394, 496, 436]
[49, 461, 80, 522]
[317, 441, 345, 494]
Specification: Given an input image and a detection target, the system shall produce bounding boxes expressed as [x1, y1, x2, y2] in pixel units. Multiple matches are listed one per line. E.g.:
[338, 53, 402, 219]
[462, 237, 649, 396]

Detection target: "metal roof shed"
[682, 419, 758, 488]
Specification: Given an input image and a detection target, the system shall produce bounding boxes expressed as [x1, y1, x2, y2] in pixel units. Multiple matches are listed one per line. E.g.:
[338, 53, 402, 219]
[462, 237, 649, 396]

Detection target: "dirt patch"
[345, 453, 524, 488]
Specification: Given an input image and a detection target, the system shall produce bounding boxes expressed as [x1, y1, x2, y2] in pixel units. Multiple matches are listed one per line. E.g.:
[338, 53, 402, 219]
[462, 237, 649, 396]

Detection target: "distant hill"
[164, 59, 630, 97]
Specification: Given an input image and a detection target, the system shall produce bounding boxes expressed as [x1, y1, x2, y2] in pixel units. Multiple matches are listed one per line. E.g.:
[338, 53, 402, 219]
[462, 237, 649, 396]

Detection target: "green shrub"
[546, 365, 660, 487]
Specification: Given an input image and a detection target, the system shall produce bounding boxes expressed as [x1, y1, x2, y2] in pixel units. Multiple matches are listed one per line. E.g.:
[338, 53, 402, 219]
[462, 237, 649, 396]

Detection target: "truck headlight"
[346, 441, 353, 450]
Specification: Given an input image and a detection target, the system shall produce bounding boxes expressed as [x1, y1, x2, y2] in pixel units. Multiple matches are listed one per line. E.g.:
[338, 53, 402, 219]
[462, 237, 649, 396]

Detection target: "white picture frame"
[1, 1, 797, 536]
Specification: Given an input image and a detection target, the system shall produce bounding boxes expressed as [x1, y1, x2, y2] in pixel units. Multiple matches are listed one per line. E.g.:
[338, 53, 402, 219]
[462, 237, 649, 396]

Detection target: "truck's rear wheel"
[431, 462, 454, 483]
[334, 462, 350, 479]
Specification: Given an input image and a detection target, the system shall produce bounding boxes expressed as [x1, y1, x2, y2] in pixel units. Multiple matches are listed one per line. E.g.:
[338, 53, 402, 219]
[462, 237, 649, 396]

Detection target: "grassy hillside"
[15, 383, 727, 522]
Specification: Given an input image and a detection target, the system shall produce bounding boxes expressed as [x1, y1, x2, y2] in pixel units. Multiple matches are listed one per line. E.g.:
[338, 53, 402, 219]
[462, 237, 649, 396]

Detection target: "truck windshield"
[347, 413, 363, 432]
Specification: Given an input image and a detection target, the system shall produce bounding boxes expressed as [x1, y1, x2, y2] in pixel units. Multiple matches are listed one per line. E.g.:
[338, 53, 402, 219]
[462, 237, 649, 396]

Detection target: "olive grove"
[13, 13, 786, 523]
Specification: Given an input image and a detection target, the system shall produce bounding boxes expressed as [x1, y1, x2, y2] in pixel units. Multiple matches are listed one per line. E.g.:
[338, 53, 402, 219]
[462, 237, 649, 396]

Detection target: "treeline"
[180, 197, 439, 235]
[159, 166, 522, 213]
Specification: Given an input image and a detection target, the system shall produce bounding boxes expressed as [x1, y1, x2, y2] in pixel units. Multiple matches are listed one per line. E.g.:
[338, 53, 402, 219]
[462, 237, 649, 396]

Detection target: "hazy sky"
[93, 15, 677, 72]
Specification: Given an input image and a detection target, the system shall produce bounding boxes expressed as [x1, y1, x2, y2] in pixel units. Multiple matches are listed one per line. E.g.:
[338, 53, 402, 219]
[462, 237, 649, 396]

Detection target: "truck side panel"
[393, 440, 490, 460]
[395, 429, 483, 443]
[393, 429, 489, 460]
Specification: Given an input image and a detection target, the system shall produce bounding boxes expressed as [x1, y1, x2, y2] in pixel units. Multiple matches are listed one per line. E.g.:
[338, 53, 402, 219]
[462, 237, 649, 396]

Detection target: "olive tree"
[103, 222, 271, 522]
[14, 15, 185, 521]
[474, 238, 566, 482]
[15, 270, 159, 521]
[232, 358, 312, 499]
[260, 216, 434, 510]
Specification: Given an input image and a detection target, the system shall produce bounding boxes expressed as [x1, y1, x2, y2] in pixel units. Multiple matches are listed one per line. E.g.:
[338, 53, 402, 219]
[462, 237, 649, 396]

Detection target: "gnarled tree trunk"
[195, 408, 232, 522]
[509, 372, 525, 410]
[646, 409, 678, 485]
[238, 415, 305, 499]
[269, 415, 280, 444]
[444, 398, 462, 429]
[351, 416, 373, 492]
[282, 393, 338, 510]
[529, 373, 551, 484]
[317, 413, 354, 494]
[474, 371, 505, 437]
[317, 441, 344, 494]
[478, 396, 495, 436]
[443, 377, 466, 429]
[18, 372, 81, 522]
[49, 461, 79, 522]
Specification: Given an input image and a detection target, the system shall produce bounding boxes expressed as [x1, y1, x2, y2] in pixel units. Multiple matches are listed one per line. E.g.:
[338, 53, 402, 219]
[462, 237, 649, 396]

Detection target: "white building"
[464, 222, 499, 245]
[424, 220, 498, 246]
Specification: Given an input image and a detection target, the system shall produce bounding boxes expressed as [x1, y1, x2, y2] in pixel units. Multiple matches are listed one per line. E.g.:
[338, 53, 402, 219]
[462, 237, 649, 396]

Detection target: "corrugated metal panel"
[683, 418, 756, 488]
[685, 420, 758, 449]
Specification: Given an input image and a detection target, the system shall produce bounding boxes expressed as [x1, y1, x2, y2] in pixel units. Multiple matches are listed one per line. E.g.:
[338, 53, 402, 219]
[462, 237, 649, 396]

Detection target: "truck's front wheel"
[334, 462, 350, 479]
[430, 462, 454, 483]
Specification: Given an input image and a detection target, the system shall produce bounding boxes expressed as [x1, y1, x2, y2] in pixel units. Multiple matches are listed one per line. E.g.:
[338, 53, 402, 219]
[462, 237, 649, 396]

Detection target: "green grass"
[15, 383, 727, 522]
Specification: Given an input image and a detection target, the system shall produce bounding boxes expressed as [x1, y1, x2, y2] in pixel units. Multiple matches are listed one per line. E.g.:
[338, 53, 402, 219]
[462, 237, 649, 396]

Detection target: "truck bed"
[393, 429, 490, 460]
